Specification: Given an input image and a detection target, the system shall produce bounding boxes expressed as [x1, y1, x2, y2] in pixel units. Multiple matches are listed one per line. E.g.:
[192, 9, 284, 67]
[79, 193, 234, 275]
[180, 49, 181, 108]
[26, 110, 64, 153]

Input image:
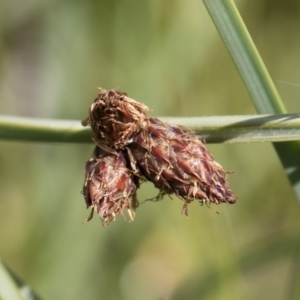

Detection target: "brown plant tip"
[128, 117, 236, 215]
[82, 88, 150, 151]
[83, 147, 138, 226]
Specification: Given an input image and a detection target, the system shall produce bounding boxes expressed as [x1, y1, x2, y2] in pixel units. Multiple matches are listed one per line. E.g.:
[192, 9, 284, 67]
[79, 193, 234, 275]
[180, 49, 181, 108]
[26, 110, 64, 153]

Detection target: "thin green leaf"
[1, 114, 300, 144]
[202, 0, 285, 113]
[0, 259, 42, 300]
[0, 115, 90, 144]
[203, 0, 300, 205]
[0, 259, 25, 300]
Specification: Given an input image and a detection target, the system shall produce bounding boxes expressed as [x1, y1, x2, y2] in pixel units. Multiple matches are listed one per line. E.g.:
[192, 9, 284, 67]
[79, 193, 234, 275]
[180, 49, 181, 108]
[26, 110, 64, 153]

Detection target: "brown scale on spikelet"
[128, 117, 236, 215]
[83, 147, 139, 226]
[82, 88, 150, 152]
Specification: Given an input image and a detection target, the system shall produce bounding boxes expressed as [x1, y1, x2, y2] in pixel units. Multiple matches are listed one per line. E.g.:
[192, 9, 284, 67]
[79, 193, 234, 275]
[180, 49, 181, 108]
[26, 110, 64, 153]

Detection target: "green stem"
[203, 0, 285, 113]
[203, 0, 300, 205]
[1, 114, 300, 144]
[0, 259, 25, 300]
[0, 115, 90, 144]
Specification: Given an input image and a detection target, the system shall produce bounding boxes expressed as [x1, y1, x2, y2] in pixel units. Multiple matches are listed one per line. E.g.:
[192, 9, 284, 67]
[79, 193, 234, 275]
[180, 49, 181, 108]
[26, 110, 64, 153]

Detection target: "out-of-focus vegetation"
[1, 0, 300, 299]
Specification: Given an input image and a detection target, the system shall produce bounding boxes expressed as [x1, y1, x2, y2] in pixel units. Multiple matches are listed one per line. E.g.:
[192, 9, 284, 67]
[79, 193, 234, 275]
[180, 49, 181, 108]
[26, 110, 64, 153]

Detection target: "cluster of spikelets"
[82, 89, 236, 226]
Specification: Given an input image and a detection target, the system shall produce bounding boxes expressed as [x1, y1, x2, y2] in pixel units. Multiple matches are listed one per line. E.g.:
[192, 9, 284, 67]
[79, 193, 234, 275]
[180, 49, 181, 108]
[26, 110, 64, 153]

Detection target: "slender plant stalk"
[203, 0, 300, 206]
[0, 259, 41, 300]
[0, 116, 90, 144]
[0, 259, 25, 300]
[202, 0, 284, 112]
[1, 114, 300, 144]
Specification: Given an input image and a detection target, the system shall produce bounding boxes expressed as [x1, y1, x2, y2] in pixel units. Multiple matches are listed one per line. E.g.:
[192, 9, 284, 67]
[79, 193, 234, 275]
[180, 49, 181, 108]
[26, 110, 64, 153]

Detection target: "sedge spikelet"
[82, 88, 236, 223]
[82, 88, 149, 152]
[83, 147, 138, 226]
[128, 117, 236, 215]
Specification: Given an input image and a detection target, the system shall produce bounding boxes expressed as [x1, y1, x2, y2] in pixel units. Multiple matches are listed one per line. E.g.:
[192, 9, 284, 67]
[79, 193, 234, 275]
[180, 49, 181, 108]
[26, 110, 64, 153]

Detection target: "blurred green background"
[1, 0, 300, 299]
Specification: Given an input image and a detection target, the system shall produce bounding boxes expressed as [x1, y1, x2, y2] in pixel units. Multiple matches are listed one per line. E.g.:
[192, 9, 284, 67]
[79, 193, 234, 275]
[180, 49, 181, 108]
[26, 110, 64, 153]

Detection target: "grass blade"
[203, 0, 300, 204]
[0, 259, 42, 300]
[0, 259, 25, 300]
[2, 114, 300, 144]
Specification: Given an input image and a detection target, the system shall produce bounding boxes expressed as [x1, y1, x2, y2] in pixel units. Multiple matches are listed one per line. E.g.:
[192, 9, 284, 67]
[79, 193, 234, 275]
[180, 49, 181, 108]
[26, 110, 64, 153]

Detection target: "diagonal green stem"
[203, 0, 285, 113]
[0, 259, 41, 300]
[203, 0, 300, 206]
[0, 259, 26, 300]
[1, 114, 300, 144]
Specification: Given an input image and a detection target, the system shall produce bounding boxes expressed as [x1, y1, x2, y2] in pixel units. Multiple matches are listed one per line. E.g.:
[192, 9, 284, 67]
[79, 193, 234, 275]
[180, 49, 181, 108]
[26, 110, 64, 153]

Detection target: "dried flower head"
[82, 88, 149, 152]
[128, 117, 236, 215]
[83, 147, 138, 226]
[82, 88, 236, 225]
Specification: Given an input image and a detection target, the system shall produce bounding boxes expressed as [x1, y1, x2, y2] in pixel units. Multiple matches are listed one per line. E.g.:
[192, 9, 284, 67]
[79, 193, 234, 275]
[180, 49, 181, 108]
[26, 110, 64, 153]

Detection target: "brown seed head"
[128, 117, 236, 215]
[82, 89, 237, 223]
[82, 89, 150, 151]
[83, 147, 138, 226]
